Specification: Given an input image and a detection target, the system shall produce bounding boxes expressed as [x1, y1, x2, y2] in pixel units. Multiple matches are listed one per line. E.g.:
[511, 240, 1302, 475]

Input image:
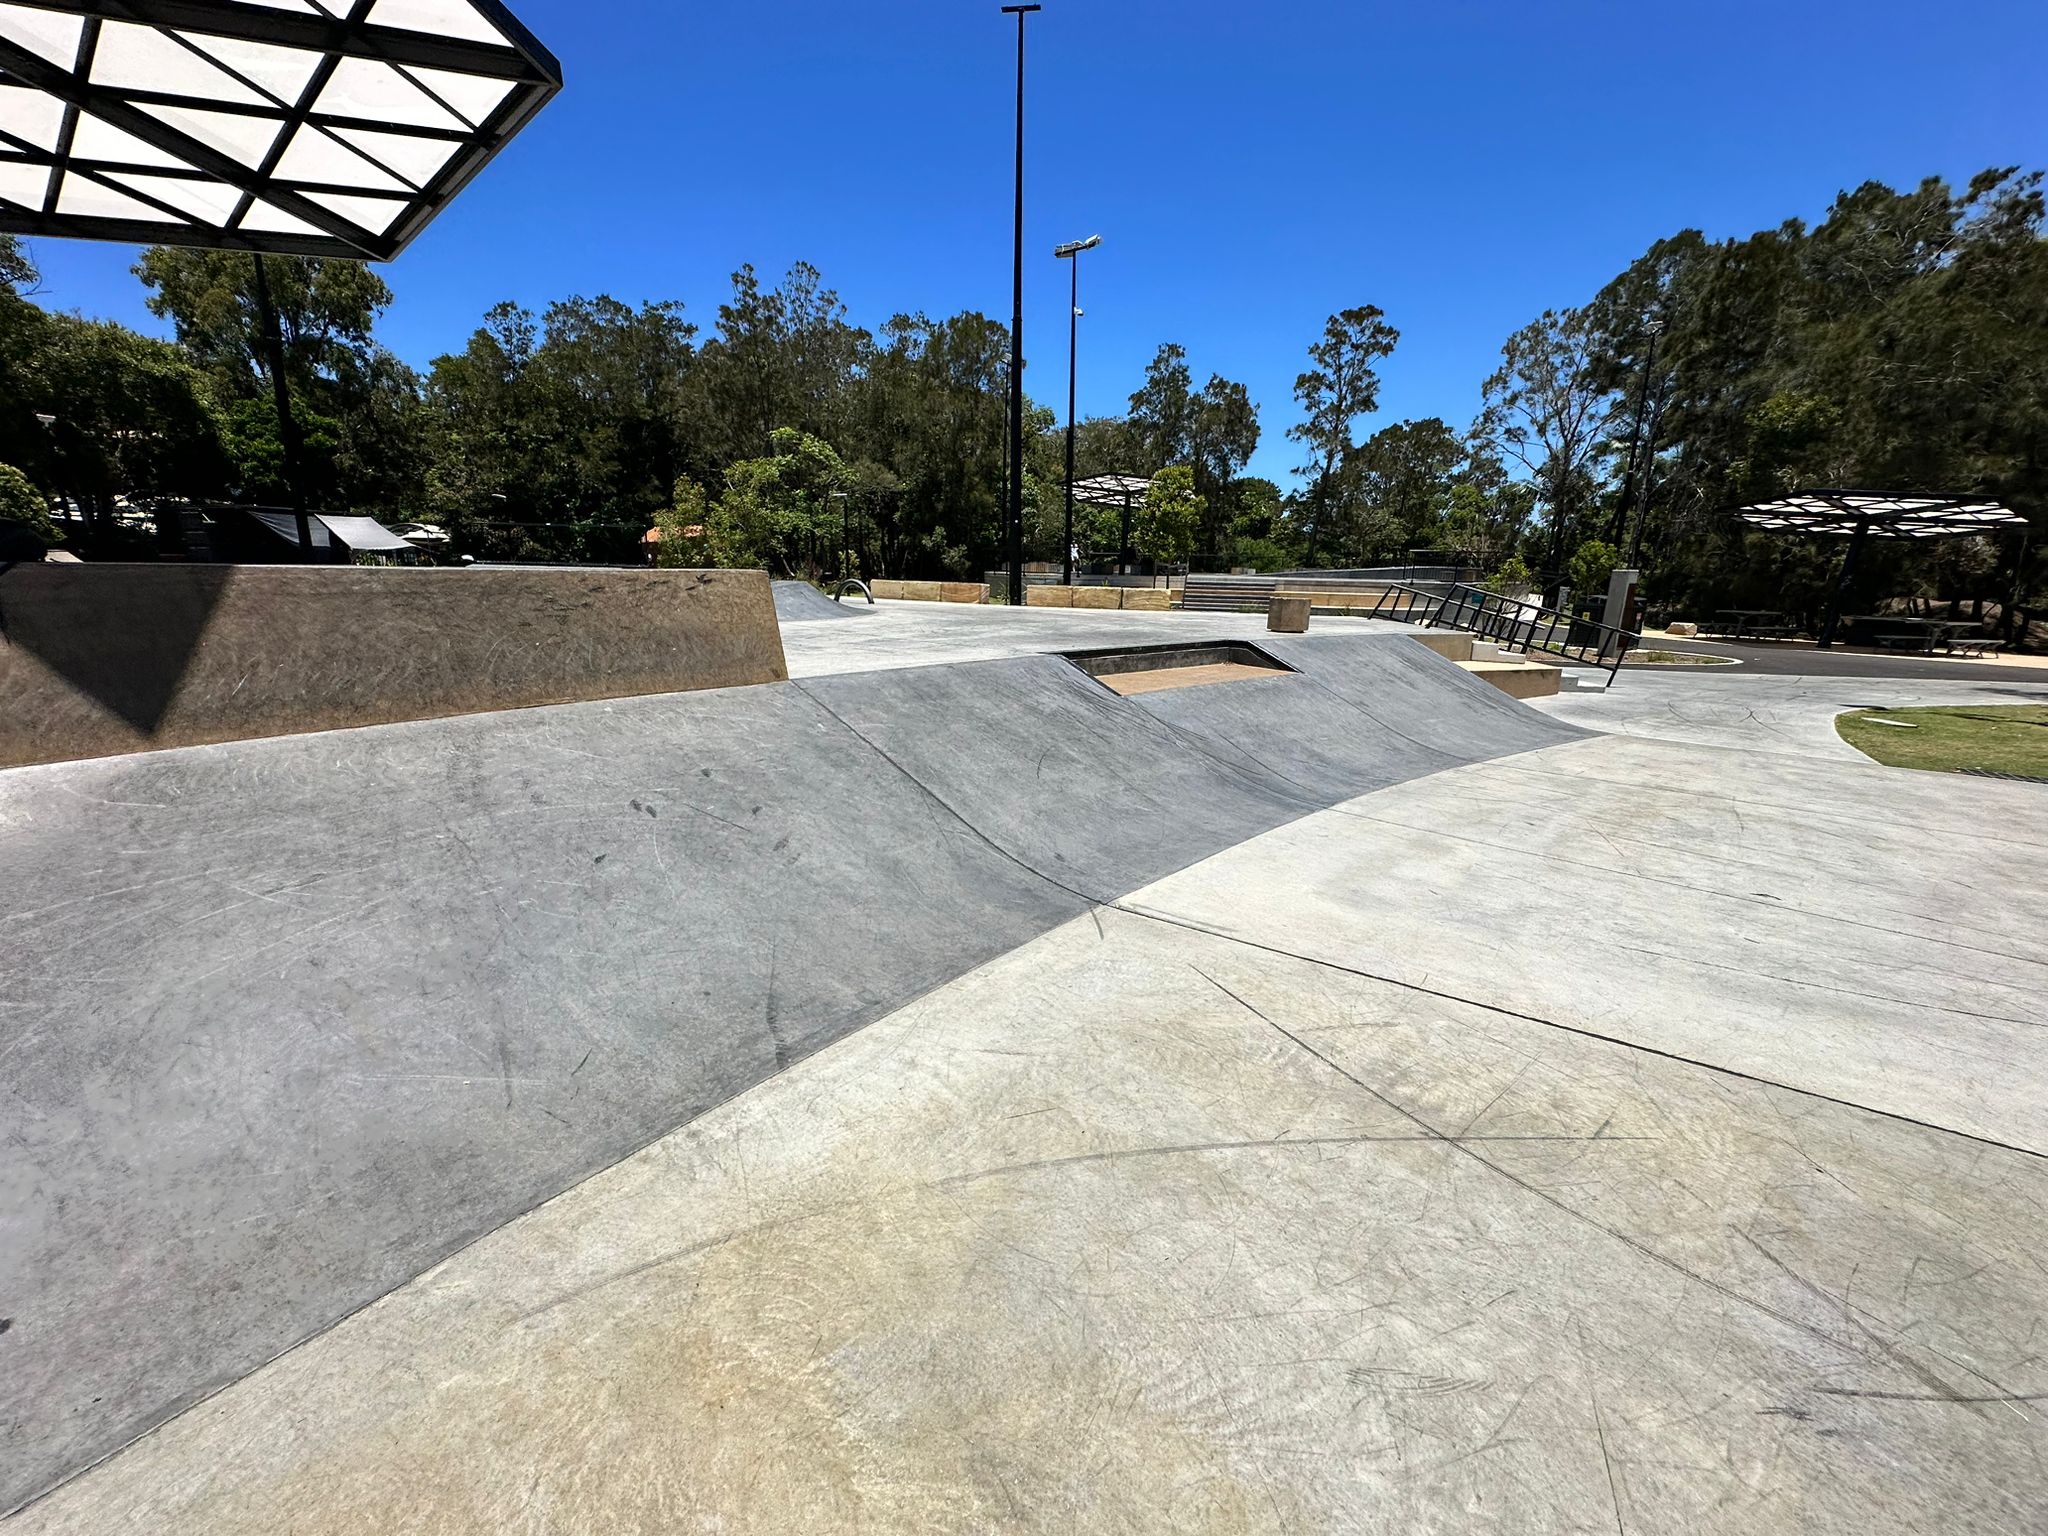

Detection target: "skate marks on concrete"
[12, 810, 2044, 1534]
[0, 634, 1569, 1513]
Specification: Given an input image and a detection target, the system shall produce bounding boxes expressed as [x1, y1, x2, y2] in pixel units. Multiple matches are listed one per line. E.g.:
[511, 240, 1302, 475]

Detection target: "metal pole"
[250, 254, 315, 563]
[1613, 323, 1658, 547]
[1624, 325, 1663, 571]
[1001, 5, 1039, 608]
[1063, 251, 1078, 586]
[1818, 519, 1868, 649]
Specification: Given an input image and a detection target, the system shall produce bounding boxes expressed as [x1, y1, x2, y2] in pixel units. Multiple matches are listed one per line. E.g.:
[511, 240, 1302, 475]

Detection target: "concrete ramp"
[0, 633, 1572, 1515]
[773, 579, 869, 622]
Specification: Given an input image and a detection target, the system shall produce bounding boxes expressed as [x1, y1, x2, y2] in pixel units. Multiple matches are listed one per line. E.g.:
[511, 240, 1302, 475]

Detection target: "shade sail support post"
[250, 253, 314, 563]
[1817, 518, 1869, 649]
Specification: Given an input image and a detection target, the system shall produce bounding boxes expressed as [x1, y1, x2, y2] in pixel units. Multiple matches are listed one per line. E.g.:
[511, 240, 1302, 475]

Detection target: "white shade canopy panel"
[0, 0, 560, 260]
[1735, 489, 2029, 539]
[1070, 473, 1154, 507]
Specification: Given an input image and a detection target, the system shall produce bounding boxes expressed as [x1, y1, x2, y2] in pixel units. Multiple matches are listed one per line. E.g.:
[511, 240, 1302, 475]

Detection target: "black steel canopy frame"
[0, 0, 562, 260]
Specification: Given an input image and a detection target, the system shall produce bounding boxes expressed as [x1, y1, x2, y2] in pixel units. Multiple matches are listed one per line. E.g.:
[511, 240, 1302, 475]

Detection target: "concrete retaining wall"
[870, 579, 989, 604]
[1025, 585, 1170, 612]
[0, 564, 787, 769]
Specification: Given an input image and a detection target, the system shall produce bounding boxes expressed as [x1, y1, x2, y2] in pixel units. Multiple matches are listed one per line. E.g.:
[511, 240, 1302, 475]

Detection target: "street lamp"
[1054, 234, 1102, 586]
[1001, 4, 1042, 608]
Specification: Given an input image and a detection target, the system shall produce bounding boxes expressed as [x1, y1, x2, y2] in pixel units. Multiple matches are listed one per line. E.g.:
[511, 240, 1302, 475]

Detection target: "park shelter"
[0, 0, 562, 260]
[1070, 472, 1152, 574]
[1733, 489, 2029, 647]
[0, 0, 559, 561]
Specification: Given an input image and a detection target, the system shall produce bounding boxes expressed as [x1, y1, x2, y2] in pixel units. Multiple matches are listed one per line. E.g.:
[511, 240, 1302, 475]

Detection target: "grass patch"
[1625, 649, 1737, 666]
[1837, 705, 2048, 777]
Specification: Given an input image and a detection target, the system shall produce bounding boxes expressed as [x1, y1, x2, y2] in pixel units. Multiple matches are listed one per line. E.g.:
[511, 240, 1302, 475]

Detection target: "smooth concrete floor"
[1534, 671, 2048, 760]
[11, 726, 2045, 1534]
[778, 597, 1392, 677]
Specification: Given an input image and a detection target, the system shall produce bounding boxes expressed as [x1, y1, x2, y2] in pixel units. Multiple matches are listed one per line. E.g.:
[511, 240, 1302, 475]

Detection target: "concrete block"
[901, 581, 942, 603]
[1461, 659, 1563, 699]
[1413, 631, 1475, 663]
[940, 582, 988, 604]
[1071, 587, 1120, 610]
[868, 579, 905, 600]
[1267, 596, 1311, 633]
[0, 565, 787, 769]
[1026, 585, 1074, 608]
[1120, 588, 1171, 612]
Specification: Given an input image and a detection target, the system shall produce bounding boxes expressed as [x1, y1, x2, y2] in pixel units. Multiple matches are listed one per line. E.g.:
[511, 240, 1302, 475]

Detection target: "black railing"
[1367, 583, 1641, 684]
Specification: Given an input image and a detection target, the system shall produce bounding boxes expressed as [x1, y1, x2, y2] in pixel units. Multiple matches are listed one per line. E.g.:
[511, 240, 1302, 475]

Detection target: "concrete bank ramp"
[0, 634, 1576, 1513]
[773, 579, 869, 622]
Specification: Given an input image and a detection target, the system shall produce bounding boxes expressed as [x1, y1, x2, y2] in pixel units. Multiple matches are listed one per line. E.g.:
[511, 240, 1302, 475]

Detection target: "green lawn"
[1837, 705, 2048, 777]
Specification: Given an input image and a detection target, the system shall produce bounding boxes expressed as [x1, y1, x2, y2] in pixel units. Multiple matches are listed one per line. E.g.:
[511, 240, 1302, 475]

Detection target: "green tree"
[705, 427, 848, 575]
[0, 460, 59, 547]
[1288, 306, 1399, 563]
[1569, 539, 1620, 603]
[654, 478, 712, 568]
[1346, 417, 1463, 563]
[1479, 308, 1612, 586]
[1133, 466, 1205, 563]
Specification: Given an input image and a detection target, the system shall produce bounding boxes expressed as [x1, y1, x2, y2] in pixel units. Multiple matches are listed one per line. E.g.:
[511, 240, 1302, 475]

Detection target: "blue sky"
[19, 0, 2048, 485]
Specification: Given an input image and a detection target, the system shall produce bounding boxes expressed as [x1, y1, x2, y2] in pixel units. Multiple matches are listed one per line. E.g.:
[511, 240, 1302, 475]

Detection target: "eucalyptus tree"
[1288, 305, 1399, 563]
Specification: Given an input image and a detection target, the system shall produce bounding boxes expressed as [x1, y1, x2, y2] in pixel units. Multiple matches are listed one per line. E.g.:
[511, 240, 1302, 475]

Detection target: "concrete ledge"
[1414, 631, 1475, 663]
[1025, 586, 1073, 608]
[1120, 588, 1170, 612]
[940, 582, 989, 604]
[0, 565, 787, 769]
[869, 579, 905, 600]
[1461, 658, 1563, 699]
[1071, 587, 1120, 611]
[901, 581, 942, 603]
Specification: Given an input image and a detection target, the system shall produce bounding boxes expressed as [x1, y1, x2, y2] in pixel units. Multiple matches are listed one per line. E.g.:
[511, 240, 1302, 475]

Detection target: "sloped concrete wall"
[0, 565, 786, 768]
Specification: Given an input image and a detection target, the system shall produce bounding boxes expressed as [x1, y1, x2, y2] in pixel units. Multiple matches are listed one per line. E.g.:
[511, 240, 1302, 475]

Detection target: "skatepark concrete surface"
[5, 604, 2045, 1534]
[779, 593, 1392, 676]
[1536, 670, 2048, 760]
[772, 579, 872, 622]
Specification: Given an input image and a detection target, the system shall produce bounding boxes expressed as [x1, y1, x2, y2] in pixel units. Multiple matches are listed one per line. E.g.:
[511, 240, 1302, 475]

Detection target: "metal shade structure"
[1734, 490, 2027, 540]
[1733, 489, 2030, 647]
[0, 0, 562, 261]
[1071, 472, 1152, 575]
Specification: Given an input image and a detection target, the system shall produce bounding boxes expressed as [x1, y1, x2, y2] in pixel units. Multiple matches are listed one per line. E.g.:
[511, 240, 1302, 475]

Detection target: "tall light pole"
[1055, 233, 1101, 587]
[1624, 318, 1665, 572]
[1001, 4, 1040, 607]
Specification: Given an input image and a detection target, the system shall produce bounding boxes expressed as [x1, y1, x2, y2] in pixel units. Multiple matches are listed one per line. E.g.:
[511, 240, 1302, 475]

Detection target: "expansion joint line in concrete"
[1135, 905, 2048, 1165]
[1183, 966, 2031, 1402]
[791, 678, 2047, 1165]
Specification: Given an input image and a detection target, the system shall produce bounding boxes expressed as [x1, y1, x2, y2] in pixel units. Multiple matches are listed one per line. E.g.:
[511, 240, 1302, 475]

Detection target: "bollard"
[1267, 596, 1311, 633]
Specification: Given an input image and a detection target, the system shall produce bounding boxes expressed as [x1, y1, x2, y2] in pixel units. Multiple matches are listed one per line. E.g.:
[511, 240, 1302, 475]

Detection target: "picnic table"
[1713, 608, 1794, 640]
[1846, 616, 1972, 654]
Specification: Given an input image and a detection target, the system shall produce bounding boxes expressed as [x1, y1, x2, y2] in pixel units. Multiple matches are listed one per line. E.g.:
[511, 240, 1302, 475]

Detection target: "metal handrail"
[833, 579, 873, 604]
[1367, 582, 1641, 683]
